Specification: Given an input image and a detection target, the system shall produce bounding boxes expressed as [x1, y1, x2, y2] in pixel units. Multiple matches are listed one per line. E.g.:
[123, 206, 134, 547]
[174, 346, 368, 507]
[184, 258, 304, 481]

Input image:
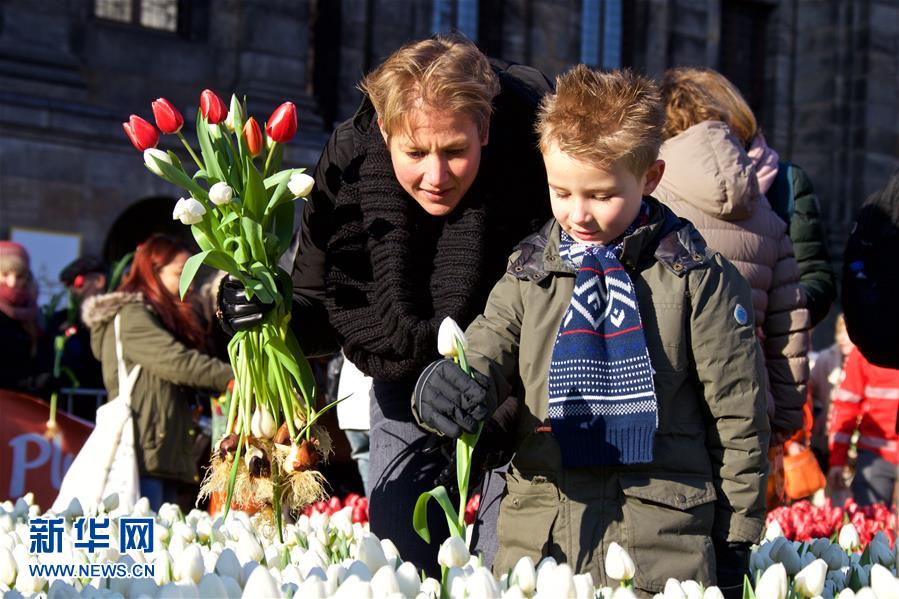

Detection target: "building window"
[719, 1, 772, 117]
[432, 0, 479, 42]
[94, 0, 178, 33]
[580, 0, 622, 69]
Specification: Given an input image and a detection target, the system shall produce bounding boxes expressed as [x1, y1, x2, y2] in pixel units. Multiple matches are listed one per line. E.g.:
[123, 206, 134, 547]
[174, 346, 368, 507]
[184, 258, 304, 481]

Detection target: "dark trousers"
[368, 379, 453, 576]
[852, 449, 897, 506]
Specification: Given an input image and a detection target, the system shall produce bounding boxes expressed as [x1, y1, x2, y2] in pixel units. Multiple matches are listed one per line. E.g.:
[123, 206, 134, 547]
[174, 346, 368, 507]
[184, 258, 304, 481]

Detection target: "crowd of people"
[3, 33, 899, 598]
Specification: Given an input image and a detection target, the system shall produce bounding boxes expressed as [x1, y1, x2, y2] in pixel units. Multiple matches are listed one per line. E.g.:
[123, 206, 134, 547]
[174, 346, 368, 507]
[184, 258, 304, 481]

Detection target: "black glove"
[714, 539, 751, 599]
[413, 359, 497, 439]
[216, 275, 274, 336]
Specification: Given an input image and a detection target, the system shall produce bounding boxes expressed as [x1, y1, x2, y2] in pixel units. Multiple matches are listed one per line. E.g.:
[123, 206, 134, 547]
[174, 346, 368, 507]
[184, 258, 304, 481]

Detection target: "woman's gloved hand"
[412, 359, 497, 439]
[216, 275, 274, 336]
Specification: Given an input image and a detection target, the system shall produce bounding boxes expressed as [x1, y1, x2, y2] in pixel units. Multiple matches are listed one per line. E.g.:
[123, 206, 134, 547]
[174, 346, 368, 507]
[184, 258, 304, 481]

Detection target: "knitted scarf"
[549, 203, 658, 467]
[323, 124, 489, 381]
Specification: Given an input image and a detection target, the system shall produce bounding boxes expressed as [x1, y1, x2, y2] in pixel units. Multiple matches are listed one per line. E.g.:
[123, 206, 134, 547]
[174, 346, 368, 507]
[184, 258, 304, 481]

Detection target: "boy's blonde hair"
[536, 65, 665, 176]
[661, 67, 758, 148]
[359, 34, 500, 138]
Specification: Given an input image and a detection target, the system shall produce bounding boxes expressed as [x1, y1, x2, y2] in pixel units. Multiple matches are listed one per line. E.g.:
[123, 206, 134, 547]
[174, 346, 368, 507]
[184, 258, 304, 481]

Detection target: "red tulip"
[122, 115, 159, 151]
[151, 97, 184, 134]
[199, 89, 227, 124]
[265, 101, 297, 143]
[344, 493, 361, 508]
[242, 117, 263, 157]
[351, 504, 368, 524]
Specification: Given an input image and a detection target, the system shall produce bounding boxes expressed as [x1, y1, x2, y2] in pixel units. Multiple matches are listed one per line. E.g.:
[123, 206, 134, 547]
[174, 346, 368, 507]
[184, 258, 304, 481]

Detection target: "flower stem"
[176, 131, 205, 172]
[263, 142, 277, 177]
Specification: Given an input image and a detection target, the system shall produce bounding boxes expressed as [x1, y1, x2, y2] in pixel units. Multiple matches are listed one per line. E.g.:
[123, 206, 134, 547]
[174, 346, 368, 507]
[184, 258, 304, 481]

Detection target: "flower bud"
[437, 317, 467, 359]
[225, 94, 244, 133]
[437, 536, 470, 569]
[172, 197, 206, 225]
[242, 117, 263, 158]
[143, 148, 172, 177]
[266, 101, 298, 143]
[794, 559, 827, 598]
[838, 523, 861, 552]
[510, 556, 536, 595]
[123, 115, 159, 151]
[605, 541, 636, 582]
[151, 97, 184, 134]
[755, 563, 788, 599]
[199, 89, 228, 124]
[288, 172, 315, 198]
[208, 182, 233, 206]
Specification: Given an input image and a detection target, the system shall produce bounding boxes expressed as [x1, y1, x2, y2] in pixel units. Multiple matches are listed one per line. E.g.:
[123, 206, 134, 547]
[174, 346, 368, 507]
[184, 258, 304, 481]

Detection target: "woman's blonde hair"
[359, 34, 500, 138]
[536, 64, 665, 176]
[660, 67, 758, 147]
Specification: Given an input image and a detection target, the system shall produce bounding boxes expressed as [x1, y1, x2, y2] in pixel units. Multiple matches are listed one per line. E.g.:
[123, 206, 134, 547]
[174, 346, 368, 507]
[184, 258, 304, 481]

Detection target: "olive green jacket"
[83, 292, 232, 484]
[464, 200, 770, 592]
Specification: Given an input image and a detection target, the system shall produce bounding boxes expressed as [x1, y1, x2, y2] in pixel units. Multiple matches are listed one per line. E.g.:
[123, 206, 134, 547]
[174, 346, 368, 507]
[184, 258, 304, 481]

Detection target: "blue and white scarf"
[548, 203, 657, 467]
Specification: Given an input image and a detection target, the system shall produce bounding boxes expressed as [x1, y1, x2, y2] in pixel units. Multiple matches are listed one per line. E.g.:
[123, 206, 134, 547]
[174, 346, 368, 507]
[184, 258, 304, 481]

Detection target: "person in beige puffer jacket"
[654, 119, 809, 438]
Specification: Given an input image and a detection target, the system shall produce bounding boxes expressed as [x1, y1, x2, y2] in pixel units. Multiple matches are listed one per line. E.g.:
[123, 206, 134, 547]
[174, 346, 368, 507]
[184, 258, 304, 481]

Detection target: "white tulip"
[144, 148, 172, 176]
[173, 197, 206, 225]
[446, 566, 467, 599]
[536, 556, 559, 595]
[216, 548, 242, 581]
[612, 587, 639, 599]
[680, 580, 703, 599]
[336, 578, 374, 599]
[288, 173, 315, 198]
[380, 538, 402, 567]
[794, 559, 828, 597]
[703, 586, 726, 599]
[765, 519, 784, 540]
[420, 577, 442, 599]
[663, 578, 686, 599]
[503, 586, 527, 599]
[437, 536, 469, 569]
[769, 537, 802, 575]
[241, 565, 281, 598]
[870, 563, 899, 599]
[209, 182, 234, 206]
[854, 589, 878, 599]
[756, 563, 788, 599]
[371, 564, 401, 596]
[0, 514, 12, 534]
[437, 317, 467, 359]
[466, 566, 502, 599]
[197, 573, 228, 597]
[356, 533, 388, 572]
[310, 510, 330, 533]
[870, 533, 894, 567]
[396, 561, 421, 597]
[0, 547, 15, 586]
[511, 556, 537, 595]
[298, 576, 329, 599]
[174, 544, 205, 585]
[549, 563, 576, 598]
[299, 551, 328, 579]
[345, 559, 374, 583]
[839, 523, 861, 552]
[225, 95, 245, 133]
[154, 550, 173, 586]
[605, 542, 636, 582]
[836, 589, 856, 599]
[573, 573, 594, 599]
[13, 569, 42, 594]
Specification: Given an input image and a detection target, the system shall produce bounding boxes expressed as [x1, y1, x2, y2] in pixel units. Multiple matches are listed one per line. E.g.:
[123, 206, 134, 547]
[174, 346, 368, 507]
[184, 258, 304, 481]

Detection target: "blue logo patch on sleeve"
[734, 304, 749, 326]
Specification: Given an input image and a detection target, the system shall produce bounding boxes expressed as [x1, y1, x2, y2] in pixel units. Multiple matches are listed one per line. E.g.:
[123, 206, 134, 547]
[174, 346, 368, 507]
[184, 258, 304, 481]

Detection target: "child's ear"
[642, 160, 666, 195]
[480, 127, 489, 146]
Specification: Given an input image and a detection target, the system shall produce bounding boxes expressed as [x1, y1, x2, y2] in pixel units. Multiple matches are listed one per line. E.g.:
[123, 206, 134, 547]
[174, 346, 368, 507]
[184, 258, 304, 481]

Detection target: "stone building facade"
[2, 0, 896, 282]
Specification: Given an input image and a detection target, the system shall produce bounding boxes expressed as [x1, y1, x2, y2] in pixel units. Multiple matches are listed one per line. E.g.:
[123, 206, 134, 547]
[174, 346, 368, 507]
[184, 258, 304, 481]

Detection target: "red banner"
[0, 390, 93, 508]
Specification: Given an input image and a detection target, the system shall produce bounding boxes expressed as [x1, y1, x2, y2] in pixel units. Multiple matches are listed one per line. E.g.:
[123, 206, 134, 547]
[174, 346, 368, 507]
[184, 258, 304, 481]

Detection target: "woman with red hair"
[83, 234, 232, 509]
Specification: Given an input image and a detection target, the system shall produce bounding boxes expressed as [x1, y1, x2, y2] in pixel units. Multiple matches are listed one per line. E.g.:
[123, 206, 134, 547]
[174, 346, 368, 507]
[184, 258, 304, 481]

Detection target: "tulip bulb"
[250, 406, 277, 439]
[437, 317, 467, 359]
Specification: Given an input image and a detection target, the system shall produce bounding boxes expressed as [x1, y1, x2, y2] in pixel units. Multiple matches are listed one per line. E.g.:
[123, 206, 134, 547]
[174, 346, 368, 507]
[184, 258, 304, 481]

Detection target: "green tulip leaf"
[268, 201, 295, 258]
[412, 486, 463, 544]
[243, 159, 267, 221]
[218, 211, 240, 228]
[273, 330, 317, 405]
[249, 262, 278, 300]
[247, 277, 273, 304]
[179, 251, 210, 300]
[241, 217, 268, 265]
[196, 111, 226, 183]
[190, 224, 216, 252]
[741, 575, 756, 599]
[151, 155, 208, 201]
[203, 250, 242, 276]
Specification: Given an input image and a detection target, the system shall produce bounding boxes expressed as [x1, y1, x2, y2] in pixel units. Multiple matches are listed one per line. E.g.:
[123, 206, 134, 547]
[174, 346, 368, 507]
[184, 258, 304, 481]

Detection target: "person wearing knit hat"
[0, 241, 47, 392]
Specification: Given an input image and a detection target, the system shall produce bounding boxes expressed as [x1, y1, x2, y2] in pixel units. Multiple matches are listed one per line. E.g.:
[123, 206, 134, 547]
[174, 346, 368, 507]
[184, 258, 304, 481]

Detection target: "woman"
[661, 67, 836, 326]
[219, 34, 552, 571]
[83, 234, 232, 510]
[0, 241, 46, 393]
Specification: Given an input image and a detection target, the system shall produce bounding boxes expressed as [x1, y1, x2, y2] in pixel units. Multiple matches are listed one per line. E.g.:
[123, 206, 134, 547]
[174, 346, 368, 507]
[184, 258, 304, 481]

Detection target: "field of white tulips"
[2, 493, 899, 598]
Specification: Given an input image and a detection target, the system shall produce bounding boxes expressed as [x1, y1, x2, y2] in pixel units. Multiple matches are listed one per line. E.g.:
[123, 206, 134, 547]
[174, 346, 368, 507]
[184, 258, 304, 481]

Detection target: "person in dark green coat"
[413, 66, 769, 596]
[83, 235, 232, 510]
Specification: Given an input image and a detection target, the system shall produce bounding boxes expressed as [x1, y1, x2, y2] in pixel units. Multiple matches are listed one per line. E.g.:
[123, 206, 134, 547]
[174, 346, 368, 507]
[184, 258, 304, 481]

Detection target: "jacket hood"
[81, 291, 143, 331]
[655, 121, 761, 221]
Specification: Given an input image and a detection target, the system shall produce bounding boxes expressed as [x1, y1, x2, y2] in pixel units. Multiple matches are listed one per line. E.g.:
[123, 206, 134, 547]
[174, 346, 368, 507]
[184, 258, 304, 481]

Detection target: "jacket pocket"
[619, 473, 716, 592]
[494, 472, 560, 575]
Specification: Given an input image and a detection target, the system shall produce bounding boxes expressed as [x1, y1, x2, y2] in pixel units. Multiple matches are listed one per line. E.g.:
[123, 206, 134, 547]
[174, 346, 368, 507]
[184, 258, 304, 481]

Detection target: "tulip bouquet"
[123, 90, 330, 537]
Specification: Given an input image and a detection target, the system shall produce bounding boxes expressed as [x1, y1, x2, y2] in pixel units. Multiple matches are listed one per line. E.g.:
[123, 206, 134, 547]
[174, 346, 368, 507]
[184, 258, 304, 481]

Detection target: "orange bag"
[783, 443, 826, 500]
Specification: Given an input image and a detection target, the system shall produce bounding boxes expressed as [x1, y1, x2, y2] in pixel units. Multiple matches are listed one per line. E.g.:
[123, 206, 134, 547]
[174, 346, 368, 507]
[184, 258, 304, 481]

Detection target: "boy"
[412, 65, 770, 595]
